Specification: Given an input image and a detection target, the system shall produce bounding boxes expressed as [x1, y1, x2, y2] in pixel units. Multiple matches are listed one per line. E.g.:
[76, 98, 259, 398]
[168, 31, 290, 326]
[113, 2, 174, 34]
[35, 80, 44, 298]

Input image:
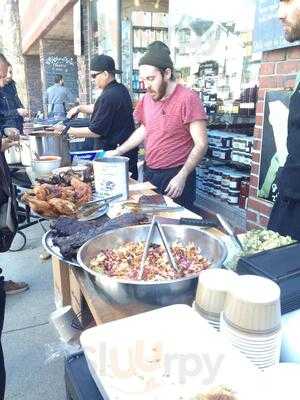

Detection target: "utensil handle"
[138, 216, 156, 280]
[233, 235, 244, 251]
[179, 218, 218, 228]
[155, 220, 179, 272]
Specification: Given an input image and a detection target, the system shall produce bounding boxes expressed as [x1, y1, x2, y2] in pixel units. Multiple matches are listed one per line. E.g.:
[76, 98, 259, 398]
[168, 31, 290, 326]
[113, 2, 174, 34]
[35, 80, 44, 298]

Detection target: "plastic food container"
[70, 150, 99, 164]
[220, 187, 228, 202]
[229, 172, 243, 190]
[221, 171, 231, 187]
[239, 194, 248, 209]
[227, 188, 240, 205]
[93, 156, 129, 201]
[211, 146, 232, 161]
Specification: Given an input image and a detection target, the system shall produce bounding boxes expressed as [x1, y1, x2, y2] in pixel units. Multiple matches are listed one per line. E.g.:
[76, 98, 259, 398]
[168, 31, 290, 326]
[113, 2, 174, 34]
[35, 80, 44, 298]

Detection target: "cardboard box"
[52, 256, 71, 309]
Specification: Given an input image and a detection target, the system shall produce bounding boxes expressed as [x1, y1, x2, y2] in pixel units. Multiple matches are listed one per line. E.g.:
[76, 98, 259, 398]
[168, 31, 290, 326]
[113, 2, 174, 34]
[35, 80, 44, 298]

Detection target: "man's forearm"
[78, 104, 94, 114]
[115, 125, 145, 155]
[178, 143, 208, 178]
[68, 127, 99, 138]
[178, 120, 208, 178]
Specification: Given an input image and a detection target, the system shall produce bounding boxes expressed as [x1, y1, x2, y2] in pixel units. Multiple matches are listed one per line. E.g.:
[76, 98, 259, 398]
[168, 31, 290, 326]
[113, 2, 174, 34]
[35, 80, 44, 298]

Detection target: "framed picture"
[258, 90, 292, 203]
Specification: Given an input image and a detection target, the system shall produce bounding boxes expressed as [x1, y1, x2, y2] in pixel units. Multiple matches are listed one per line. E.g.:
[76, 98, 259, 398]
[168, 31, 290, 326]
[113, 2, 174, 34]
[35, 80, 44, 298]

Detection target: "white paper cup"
[195, 269, 238, 317]
[224, 275, 281, 334]
[50, 305, 81, 343]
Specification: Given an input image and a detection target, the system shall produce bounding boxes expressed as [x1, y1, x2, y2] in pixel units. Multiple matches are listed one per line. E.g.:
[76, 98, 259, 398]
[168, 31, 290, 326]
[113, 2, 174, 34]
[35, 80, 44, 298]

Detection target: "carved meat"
[51, 213, 149, 260]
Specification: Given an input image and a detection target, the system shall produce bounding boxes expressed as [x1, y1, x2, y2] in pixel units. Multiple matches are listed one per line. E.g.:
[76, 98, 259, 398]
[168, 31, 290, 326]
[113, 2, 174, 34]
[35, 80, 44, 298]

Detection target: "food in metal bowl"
[89, 241, 210, 281]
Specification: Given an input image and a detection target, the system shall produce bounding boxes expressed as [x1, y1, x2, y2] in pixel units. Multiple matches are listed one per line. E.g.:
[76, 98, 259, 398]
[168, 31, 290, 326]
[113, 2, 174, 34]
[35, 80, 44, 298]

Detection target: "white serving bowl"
[32, 155, 62, 178]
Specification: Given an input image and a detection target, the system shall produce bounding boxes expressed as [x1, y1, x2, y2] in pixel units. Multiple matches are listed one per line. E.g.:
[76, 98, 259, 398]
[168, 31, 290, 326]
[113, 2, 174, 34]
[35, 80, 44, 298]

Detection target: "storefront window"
[89, 0, 120, 100]
[89, 0, 119, 60]
[169, 0, 260, 123]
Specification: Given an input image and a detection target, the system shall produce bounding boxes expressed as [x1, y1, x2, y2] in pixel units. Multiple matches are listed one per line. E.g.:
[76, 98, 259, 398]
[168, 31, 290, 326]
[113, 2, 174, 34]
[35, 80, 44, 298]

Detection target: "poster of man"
[258, 90, 291, 203]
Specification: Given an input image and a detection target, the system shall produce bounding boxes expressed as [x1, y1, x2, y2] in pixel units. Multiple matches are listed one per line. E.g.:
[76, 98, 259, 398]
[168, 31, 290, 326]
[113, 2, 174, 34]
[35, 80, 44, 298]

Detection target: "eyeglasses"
[91, 71, 104, 79]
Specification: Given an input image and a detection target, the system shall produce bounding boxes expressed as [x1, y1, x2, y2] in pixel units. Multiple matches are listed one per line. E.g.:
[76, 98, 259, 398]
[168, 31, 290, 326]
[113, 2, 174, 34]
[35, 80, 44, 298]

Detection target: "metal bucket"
[29, 132, 71, 166]
[78, 225, 228, 310]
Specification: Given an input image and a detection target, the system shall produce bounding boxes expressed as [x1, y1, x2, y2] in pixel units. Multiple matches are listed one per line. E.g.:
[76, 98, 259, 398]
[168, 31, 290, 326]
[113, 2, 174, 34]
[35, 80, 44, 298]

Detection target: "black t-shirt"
[89, 80, 135, 151]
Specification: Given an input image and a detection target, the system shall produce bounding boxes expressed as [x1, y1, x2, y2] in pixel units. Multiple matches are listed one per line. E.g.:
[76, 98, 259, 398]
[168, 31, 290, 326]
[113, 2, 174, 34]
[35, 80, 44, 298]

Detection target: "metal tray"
[42, 230, 80, 267]
[27, 198, 108, 222]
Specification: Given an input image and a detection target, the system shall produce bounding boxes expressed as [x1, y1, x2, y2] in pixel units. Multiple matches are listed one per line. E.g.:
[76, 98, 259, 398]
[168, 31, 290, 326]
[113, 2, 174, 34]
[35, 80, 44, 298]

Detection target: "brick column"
[24, 55, 43, 115]
[246, 47, 300, 230]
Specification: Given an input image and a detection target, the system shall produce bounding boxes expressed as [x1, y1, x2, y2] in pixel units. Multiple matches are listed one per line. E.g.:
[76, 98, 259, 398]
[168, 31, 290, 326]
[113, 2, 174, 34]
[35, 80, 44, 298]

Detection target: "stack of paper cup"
[194, 269, 238, 331]
[221, 275, 282, 369]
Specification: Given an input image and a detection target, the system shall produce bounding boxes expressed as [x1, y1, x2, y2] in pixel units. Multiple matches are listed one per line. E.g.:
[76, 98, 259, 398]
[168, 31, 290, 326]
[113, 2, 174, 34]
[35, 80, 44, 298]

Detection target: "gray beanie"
[139, 41, 173, 70]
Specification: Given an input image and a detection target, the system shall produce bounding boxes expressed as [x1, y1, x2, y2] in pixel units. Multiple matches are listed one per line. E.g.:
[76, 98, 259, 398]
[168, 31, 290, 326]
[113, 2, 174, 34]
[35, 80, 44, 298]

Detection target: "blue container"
[70, 150, 99, 164]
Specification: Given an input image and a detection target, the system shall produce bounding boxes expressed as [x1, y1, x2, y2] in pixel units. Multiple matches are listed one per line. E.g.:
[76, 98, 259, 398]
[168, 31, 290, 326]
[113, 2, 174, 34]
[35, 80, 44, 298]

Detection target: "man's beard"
[150, 80, 167, 101]
[283, 23, 300, 42]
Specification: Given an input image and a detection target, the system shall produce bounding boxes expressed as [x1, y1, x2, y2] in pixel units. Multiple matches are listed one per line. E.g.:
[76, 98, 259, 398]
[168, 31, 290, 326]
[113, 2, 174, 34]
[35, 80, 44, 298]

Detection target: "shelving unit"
[130, 11, 168, 105]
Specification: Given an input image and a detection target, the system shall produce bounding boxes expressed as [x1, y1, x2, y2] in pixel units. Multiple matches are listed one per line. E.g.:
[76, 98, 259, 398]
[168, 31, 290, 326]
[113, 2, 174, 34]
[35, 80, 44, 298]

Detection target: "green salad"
[225, 229, 296, 270]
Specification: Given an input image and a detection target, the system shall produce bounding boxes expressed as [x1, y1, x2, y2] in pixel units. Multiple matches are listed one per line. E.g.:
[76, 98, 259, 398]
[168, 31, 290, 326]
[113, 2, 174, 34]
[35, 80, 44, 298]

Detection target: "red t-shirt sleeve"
[133, 97, 145, 124]
[181, 91, 208, 125]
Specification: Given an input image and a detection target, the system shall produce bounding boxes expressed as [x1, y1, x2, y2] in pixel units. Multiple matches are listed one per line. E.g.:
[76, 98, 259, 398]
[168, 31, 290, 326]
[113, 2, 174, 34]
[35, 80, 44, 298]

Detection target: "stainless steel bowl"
[77, 225, 227, 309]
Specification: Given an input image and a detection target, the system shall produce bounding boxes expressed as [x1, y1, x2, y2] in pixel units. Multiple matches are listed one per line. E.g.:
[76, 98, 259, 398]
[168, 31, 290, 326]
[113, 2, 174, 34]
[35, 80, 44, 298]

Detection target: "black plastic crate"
[65, 352, 103, 400]
[236, 243, 300, 314]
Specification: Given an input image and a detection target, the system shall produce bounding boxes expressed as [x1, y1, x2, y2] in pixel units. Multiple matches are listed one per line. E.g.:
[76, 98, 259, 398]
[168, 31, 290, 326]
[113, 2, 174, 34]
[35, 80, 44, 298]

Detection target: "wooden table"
[51, 185, 226, 327]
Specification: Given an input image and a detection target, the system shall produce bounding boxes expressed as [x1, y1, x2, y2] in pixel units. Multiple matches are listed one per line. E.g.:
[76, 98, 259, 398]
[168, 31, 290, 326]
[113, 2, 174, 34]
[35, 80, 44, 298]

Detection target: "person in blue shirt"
[45, 74, 70, 120]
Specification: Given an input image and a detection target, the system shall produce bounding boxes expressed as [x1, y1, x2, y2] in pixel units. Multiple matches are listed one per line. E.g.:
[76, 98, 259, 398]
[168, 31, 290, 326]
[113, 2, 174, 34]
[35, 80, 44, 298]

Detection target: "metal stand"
[9, 166, 48, 251]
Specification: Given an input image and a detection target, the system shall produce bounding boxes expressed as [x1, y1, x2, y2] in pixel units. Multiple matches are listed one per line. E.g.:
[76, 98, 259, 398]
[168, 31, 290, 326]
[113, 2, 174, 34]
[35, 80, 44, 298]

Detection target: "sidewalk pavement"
[2, 223, 66, 399]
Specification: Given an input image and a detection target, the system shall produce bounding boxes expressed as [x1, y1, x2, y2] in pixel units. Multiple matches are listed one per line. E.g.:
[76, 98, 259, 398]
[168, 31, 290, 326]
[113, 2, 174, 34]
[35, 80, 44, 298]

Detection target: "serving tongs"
[77, 193, 122, 217]
[138, 216, 179, 280]
[122, 201, 184, 214]
[216, 213, 244, 251]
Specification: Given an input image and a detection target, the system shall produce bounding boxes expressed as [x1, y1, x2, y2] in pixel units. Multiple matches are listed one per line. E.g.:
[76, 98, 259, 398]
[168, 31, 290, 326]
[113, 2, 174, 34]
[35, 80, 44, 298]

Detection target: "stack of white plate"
[220, 275, 282, 370]
[194, 269, 238, 331]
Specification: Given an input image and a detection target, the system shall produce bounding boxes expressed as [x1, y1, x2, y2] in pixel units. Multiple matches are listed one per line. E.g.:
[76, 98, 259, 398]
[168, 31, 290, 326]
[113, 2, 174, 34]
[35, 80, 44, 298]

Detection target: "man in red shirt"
[107, 41, 208, 210]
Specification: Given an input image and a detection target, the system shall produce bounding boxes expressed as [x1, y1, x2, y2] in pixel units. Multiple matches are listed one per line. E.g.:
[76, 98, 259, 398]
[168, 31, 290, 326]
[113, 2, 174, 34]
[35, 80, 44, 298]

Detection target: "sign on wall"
[253, 0, 300, 53]
[44, 55, 79, 103]
[258, 90, 291, 203]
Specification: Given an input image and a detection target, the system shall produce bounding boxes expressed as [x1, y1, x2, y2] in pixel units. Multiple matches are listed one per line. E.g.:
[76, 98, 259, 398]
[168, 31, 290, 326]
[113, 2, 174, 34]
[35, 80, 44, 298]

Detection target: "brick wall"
[246, 46, 300, 230]
[24, 55, 43, 114]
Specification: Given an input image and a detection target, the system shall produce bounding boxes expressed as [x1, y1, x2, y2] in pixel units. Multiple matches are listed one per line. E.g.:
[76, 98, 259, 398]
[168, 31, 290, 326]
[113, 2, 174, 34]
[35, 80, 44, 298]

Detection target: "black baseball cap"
[90, 54, 122, 74]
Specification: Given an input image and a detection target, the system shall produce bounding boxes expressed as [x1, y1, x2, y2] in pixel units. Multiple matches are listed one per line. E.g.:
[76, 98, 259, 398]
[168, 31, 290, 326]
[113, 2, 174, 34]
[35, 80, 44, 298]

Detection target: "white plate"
[81, 305, 263, 400]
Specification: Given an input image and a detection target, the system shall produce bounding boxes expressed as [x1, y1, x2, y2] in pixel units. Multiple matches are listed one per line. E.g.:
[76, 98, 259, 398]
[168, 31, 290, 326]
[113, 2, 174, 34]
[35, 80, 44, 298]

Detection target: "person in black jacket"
[268, 1, 300, 240]
[0, 63, 28, 134]
[55, 54, 138, 179]
[0, 53, 29, 400]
